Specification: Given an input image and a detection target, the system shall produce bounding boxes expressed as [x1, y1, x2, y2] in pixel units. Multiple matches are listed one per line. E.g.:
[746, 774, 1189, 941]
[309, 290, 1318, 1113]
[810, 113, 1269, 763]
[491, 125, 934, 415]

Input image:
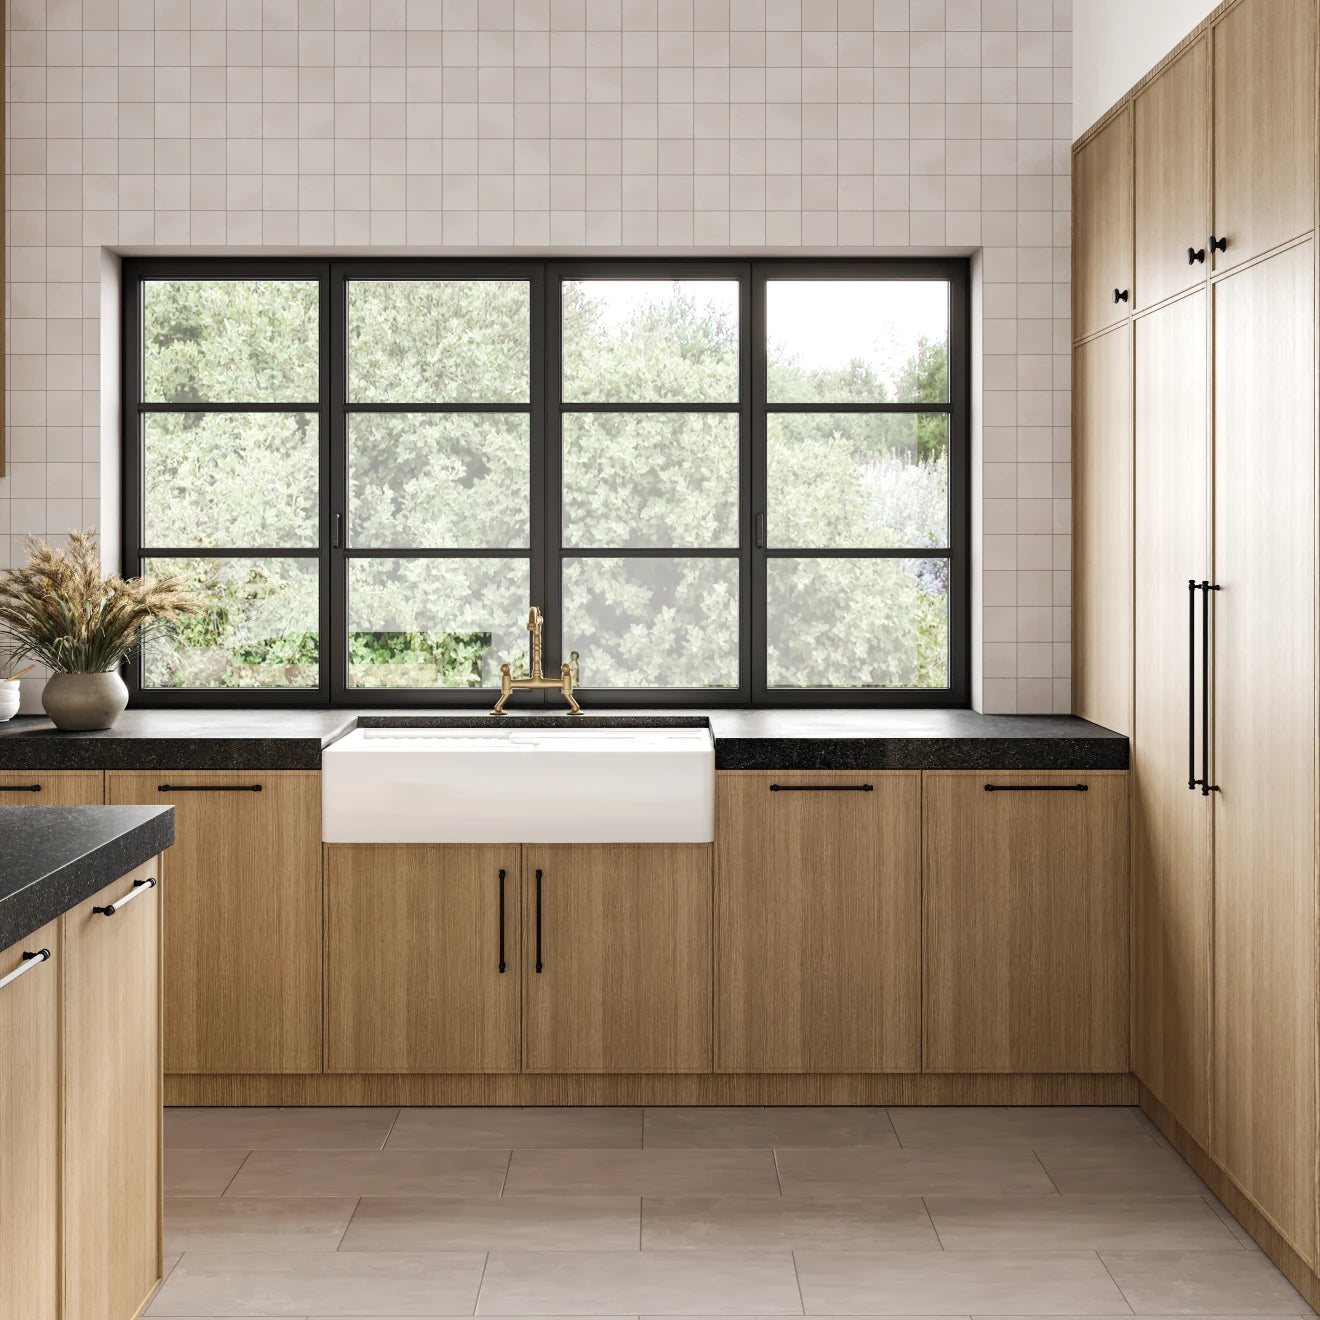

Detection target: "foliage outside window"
[124, 260, 966, 706]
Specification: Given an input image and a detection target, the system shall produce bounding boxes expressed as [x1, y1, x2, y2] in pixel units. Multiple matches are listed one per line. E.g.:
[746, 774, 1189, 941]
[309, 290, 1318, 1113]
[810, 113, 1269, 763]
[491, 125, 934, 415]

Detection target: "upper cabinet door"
[1074, 105, 1133, 340]
[1213, 0, 1316, 270]
[1134, 37, 1210, 309]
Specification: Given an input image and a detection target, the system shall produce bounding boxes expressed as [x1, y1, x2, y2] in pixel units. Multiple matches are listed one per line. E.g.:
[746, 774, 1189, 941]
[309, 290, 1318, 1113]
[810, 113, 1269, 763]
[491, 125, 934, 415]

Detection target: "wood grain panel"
[325, 844, 520, 1073]
[61, 858, 162, 1320]
[1133, 36, 1210, 309]
[1131, 288, 1212, 1143]
[1211, 241, 1317, 1264]
[0, 769, 103, 803]
[523, 844, 712, 1074]
[1073, 105, 1133, 340]
[0, 920, 60, 1320]
[715, 771, 920, 1073]
[106, 771, 322, 1074]
[1073, 322, 1133, 734]
[923, 771, 1129, 1073]
[1213, 0, 1316, 269]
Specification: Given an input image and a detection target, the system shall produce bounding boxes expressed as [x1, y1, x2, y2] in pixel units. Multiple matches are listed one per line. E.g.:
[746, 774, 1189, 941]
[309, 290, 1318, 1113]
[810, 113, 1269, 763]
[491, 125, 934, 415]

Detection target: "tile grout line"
[497, 1148, 513, 1196]
[1094, 1246, 1139, 1316]
[789, 1246, 807, 1316]
[1031, 1145, 1063, 1194]
[920, 1193, 946, 1249]
[471, 1248, 490, 1317]
[216, 1149, 254, 1199]
[331, 1195, 361, 1252]
[379, 1105, 403, 1149]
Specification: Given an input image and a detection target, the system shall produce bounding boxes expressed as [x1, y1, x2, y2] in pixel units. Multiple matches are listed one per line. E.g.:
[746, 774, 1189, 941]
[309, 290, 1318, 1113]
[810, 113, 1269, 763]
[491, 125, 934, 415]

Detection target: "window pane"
[767, 413, 948, 549]
[349, 413, 528, 549]
[348, 280, 530, 403]
[562, 556, 739, 688]
[562, 412, 739, 549]
[143, 280, 319, 403]
[562, 280, 739, 403]
[143, 412, 318, 550]
[348, 557, 528, 689]
[141, 557, 319, 689]
[766, 280, 949, 404]
[767, 557, 949, 689]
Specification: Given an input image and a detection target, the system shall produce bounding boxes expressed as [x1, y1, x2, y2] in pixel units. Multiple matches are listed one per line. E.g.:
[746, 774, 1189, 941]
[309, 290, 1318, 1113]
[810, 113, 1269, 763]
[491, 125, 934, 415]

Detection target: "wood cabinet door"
[1073, 105, 1132, 340]
[1213, 0, 1316, 271]
[923, 771, 1129, 1073]
[715, 771, 920, 1073]
[523, 844, 713, 1073]
[1211, 241, 1317, 1264]
[0, 769, 102, 803]
[325, 845, 520, 1072]
[1133, 36, 1209, 309]
[0, 920, 60, 1320]
[61, 859, 162, 1320]
[1073, 321, 1132, 734]
[106, 770, 322, 1074]
[1131, 289, 1213, 1143]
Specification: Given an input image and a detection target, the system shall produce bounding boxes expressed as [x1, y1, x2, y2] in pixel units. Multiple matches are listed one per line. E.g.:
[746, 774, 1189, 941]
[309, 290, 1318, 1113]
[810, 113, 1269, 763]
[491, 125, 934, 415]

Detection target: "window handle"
[755, 512, 766, 548]
[332, 512, 343, 548]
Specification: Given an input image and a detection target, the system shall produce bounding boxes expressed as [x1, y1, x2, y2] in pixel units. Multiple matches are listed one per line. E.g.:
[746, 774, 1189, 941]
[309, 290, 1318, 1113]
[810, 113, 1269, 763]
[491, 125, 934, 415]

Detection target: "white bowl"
[0, 683, 20, 721]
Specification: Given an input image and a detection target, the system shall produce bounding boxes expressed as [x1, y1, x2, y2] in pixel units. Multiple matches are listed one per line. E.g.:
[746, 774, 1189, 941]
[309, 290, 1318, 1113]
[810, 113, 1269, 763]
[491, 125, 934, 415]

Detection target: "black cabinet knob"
[1112, 288, 1129, 304]
[1209, 234, 1227, 253]
[1188, 246, 1206, 264]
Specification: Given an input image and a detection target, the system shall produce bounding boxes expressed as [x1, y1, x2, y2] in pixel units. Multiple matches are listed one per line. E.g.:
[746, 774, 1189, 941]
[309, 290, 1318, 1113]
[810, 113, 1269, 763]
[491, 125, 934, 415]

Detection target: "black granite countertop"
[0, 707, 1127, 771]
[0, 805, 175, 951]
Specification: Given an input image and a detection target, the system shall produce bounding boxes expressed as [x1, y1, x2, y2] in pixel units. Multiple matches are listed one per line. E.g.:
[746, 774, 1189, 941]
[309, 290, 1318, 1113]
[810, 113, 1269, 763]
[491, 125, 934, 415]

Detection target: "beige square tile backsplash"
[2, 0, 1073, 714]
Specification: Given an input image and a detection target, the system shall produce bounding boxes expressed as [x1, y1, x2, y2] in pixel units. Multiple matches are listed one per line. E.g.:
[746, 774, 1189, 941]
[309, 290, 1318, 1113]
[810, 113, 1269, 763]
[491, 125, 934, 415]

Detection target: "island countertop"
[0, 708, 1127, 772]
[0, 805, 175, 951]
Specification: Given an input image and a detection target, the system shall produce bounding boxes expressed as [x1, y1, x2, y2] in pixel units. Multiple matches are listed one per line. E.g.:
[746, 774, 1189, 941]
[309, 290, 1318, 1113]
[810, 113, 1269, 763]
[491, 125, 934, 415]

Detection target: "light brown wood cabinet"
[715, 771, 920, 1073]
[61, 857, 163, 1320]
[107, 770, 322, 1074]
[524, 844, 713, 1073]
[0, 769, 103, 804]
[1072, 321, 1131, 735]
[0, 919, 60, 1320]
[1073, 104, 1132, 340]
[923, 772, 1129, 1074]
[1133, 35, 1209, 309]
[325, 844, 520, 1073]
[1213, 0, 1316, 270]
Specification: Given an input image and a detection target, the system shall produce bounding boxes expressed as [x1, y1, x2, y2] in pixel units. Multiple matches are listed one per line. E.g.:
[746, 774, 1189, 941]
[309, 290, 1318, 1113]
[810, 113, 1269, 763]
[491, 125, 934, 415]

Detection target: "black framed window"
[122, 257, 968, 708]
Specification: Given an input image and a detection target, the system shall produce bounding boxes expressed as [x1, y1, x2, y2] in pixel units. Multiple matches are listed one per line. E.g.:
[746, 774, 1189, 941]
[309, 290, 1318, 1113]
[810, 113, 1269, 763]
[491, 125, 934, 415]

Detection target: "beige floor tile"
[387, 1106, 643, 1149]
[164, 1149, 250, 1196]
[225, 1148, 510, 1198]
[775, 1146, 1057, 1197]
[1034, 1145, 1210, 1195]
[339, 1195, 641, 1251]
[925, 1193, 1243, 1250]
[794, 1249, 1129, 1314]
[1202, 1192, 1265, 1248]
[504, 1149, 782, 1197]
[1101, 1248, 1314, 1314]
[888, 1106, 1153, 1150]
[642, 1194, 939, 1250]
[145, 1249, 485, 1316]
[476, 1249, 803, 1314]
[166, 1106, 399, 1149]
[164, 1195, 358, 1252]
[643, 1106, 898, 1148]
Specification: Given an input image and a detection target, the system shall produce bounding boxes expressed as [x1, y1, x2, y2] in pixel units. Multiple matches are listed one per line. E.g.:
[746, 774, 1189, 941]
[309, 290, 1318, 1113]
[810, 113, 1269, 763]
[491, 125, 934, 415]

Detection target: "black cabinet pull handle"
[1187, 246, 1206, 264]
[1200, 581, 1221, 795]
[497, 869, 507, 974]
[1112, 288, 1129, 304]
[534, 869, 543, 974]
[158, 784, 262, 792]
[984, 784, 1088, 792]
[770, 783, 873, 792]
[0, 947, 50, 993]
[1209, 234, 1227, 253]
[1188, 579, 1199, 791]
[93, 876, 155, 916]
[0, 784, 41, 793]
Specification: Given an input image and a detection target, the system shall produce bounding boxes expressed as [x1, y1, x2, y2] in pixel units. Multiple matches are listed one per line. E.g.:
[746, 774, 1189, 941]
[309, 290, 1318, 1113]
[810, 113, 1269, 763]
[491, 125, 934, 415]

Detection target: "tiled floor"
[150, 1104, 1318, 1318]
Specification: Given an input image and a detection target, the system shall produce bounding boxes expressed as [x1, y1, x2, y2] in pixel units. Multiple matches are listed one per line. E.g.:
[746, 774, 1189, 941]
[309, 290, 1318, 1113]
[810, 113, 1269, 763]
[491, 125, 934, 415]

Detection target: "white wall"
[1073, 0, 1217, 135]
[3, 0, 1075, 716]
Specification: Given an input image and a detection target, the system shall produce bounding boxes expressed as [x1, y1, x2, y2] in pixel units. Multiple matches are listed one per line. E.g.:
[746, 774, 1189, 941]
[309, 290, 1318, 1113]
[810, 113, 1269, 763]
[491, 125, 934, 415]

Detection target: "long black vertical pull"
[497, 869, 506, 974]
[1188, 580, 1199, 791]
[1201, 581, 1221, 795]
[534, 869, 543, 973]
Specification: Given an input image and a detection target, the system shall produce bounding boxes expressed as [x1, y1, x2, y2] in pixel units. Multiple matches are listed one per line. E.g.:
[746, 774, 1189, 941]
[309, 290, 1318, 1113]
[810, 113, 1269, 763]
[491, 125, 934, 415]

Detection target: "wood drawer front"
[0, 770, 102, 804]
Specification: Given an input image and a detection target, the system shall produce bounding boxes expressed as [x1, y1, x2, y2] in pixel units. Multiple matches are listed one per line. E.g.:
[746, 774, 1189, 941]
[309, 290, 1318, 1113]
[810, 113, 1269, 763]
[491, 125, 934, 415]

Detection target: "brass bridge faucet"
[491, 606, 581, 715]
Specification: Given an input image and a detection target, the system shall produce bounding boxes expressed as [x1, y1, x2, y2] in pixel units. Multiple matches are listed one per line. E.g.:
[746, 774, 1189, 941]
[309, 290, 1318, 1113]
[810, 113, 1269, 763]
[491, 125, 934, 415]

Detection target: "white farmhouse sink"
[321, 726, 714, 844]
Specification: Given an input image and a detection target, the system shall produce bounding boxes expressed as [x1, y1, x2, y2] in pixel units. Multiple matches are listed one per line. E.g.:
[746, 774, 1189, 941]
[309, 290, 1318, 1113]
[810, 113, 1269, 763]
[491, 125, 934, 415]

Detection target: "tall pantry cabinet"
[1072, 0, 1319, 1291]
